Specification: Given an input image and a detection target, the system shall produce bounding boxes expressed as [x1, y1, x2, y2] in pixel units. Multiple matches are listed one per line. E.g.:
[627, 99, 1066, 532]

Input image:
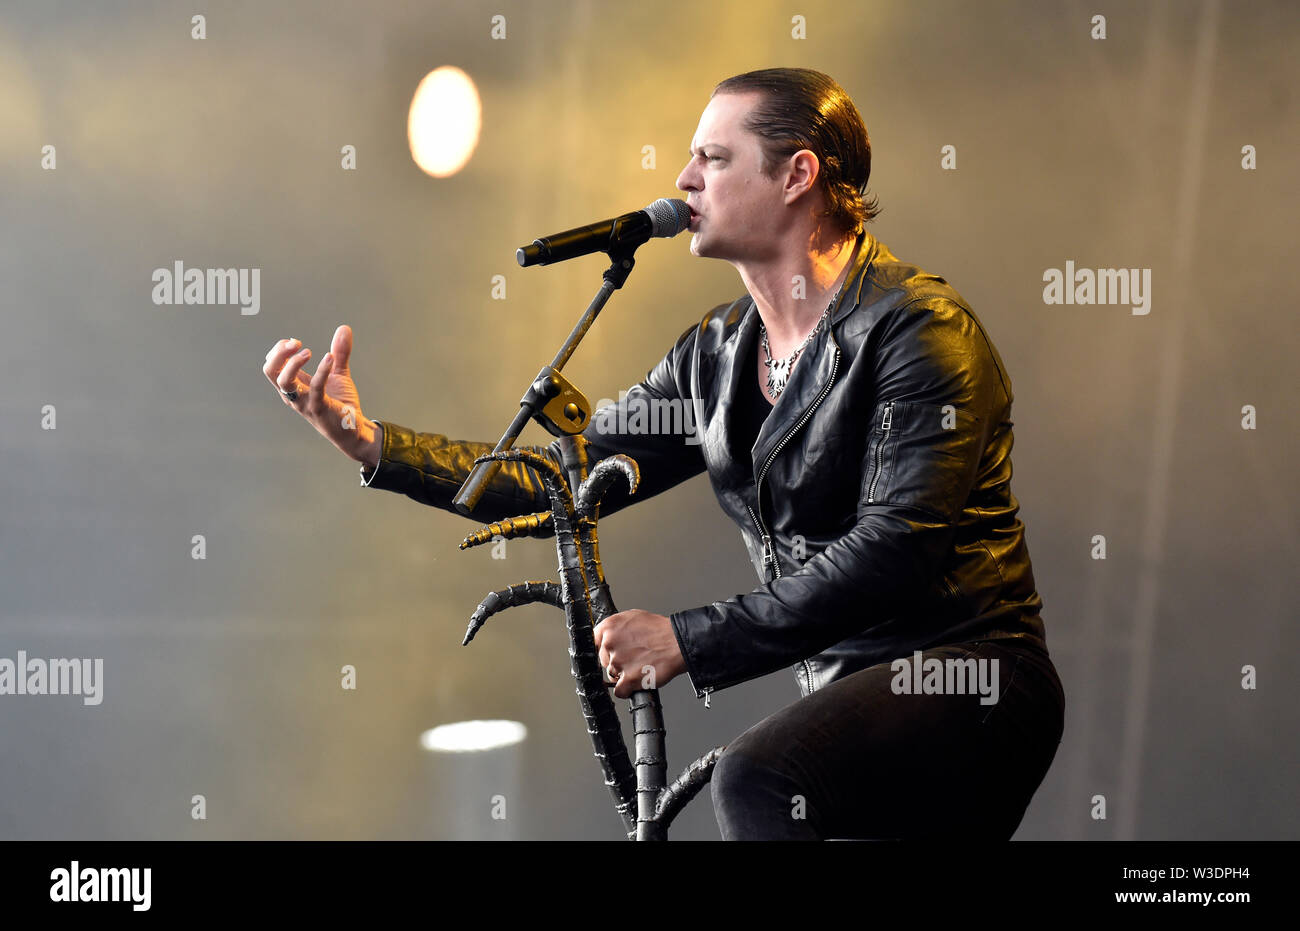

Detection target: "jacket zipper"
[741, 343, 843, 699]
[866, 401, 894, 503]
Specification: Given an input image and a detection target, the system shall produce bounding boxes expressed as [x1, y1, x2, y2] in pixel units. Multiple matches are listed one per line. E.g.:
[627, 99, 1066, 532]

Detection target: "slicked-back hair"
[713, 68, 881, 234]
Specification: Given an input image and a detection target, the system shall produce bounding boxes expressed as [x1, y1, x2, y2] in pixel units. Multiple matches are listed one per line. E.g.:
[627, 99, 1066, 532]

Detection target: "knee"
[709, 745, 821, 840]
[709, 745, 760, 807]
[711, 741, 800, 811]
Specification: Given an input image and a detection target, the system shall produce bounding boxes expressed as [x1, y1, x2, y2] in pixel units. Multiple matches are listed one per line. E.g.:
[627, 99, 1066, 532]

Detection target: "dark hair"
[712, 68, 880, 233]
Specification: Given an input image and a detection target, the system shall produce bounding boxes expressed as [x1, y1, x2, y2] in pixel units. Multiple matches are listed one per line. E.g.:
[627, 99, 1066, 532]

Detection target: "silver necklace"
[759, 286, 840, 399]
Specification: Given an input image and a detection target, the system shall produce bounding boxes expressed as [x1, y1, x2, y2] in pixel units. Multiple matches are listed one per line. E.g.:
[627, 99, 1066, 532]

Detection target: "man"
[264, 68, 1064, 840]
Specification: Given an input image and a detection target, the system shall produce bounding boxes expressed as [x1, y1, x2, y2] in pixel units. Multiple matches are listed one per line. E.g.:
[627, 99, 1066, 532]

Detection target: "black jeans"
[709, 637, 1065, 840]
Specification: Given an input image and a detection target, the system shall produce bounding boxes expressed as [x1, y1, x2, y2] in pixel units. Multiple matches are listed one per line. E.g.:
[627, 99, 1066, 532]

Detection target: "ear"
[782, 149, 821, 205]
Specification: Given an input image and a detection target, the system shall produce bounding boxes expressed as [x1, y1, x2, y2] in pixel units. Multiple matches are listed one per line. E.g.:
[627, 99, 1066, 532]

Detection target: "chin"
[689, 232, 720, 259]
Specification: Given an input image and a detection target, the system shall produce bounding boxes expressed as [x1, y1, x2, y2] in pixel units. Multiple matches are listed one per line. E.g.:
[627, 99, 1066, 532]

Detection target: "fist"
[593, 609, 686, 700]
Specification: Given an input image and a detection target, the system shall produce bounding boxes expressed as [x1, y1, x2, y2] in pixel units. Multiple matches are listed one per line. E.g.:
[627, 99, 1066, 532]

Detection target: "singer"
[264, 67, 1064, 840]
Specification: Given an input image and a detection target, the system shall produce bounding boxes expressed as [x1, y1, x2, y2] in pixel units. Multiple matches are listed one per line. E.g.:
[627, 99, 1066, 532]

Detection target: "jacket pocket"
[860, 399, 985, 523]
[864, 400, 895, 504]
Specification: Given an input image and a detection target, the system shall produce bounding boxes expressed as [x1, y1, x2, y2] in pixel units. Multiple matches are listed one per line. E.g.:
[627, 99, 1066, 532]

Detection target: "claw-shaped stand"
[458, 434, 726, 840]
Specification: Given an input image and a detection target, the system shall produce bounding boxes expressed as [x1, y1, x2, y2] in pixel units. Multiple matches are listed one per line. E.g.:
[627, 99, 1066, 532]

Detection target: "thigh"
[720, 640, 1061, 839]
[965, 639, 1066, 835]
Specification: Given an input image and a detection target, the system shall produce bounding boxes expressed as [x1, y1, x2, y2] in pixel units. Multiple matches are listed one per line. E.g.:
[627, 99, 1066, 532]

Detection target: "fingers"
[601, 652, 621, 689]
[278, 344, 312, 397]
[330, 324, 353, 372]
[263, 337, 298, 387]
[307, 350, 334, 410]
[264, 338, 312, 401]
[594, 623, 622, 687]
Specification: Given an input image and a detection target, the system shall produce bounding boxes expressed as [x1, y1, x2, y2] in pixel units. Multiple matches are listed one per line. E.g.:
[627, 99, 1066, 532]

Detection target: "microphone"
[516, 198, 691, 267]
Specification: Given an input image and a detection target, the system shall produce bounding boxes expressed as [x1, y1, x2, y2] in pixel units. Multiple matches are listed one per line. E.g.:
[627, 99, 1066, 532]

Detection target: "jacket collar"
[835, 226, 878, 325]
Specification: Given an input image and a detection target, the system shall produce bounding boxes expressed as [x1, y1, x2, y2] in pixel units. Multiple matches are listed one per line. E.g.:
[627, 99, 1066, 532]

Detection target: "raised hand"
[263, 324, 380, 465]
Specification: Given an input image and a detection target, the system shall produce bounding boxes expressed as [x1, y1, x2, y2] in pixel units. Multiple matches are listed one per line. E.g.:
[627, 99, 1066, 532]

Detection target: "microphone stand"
[452, 231, 728, 837]
[452, 237, 639, 516]
[450, 233, 725, 839]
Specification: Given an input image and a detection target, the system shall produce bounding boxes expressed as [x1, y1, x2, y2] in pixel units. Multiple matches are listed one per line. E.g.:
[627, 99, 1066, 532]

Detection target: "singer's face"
[675, 91, 787, 262]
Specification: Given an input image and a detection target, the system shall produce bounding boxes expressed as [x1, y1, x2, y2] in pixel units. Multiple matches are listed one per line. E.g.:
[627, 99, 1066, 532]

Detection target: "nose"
[675, 159, 699, 193]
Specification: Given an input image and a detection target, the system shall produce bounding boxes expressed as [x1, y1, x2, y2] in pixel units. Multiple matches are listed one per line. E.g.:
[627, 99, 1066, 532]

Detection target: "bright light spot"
[407, 65, 481, 177]
[420, 719, 527, 753]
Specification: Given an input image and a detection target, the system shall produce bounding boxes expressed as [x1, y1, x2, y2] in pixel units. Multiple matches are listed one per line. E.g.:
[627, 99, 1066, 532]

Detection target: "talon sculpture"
[457, 434, 726, 840]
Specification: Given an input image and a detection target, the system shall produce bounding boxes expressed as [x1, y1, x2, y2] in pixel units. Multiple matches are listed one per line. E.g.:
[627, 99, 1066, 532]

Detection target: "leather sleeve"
[358, 421, 560, 522]
[576, 319, 709, 518]
[359, 319, 708, 523]
[669, 298, 1009, 694]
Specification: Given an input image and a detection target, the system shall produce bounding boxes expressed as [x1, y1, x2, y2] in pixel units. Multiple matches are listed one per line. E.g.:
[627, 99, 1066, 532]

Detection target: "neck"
[740, 227, 860, 351]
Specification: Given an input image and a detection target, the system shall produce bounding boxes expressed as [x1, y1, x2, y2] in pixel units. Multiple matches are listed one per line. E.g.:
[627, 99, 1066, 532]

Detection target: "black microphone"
[516, 198, 691, 267]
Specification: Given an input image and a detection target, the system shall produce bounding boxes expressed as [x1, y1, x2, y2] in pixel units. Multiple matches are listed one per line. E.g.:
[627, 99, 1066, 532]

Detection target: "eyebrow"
[689, 143, 732, 157]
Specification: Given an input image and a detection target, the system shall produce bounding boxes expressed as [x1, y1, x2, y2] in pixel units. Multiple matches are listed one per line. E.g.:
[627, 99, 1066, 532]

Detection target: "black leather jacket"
[361, 228, 1048, 705]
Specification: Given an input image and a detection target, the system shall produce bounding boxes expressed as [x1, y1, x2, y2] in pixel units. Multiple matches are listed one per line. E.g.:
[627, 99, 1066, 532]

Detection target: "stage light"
[407, 65, 482, 178]
[419, 719, 527, 753]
